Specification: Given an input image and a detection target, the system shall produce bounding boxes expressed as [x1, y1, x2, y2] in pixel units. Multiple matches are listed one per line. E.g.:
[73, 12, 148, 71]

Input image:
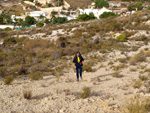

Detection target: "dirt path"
[0, 62, 141, 113]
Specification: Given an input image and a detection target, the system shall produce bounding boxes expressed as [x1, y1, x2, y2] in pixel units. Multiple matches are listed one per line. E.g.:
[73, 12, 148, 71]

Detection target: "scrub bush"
[80, 87, 91, 99]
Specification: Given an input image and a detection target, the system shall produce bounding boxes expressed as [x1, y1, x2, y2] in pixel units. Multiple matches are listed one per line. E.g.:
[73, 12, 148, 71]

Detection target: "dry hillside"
[0, 10, 150, 113]
[65, 0, 94, 8]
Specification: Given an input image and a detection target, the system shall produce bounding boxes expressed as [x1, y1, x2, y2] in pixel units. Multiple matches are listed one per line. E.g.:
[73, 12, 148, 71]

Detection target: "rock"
[108, 101, 117, 107]
[59, 109, 64, 113]
[87, 77, 92, 82]
[89, 98, 95, 102]
[49, 96, 53, 100]
[139, 86, 148, 94]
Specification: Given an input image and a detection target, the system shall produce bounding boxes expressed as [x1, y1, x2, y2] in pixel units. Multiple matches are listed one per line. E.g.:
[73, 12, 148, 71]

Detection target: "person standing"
[73, 51, 84, 82]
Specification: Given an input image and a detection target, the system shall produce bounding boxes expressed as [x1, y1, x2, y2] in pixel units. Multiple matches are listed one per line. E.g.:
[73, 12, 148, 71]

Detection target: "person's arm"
[80, 56, 84, 64]
[73, 58, 76, 68]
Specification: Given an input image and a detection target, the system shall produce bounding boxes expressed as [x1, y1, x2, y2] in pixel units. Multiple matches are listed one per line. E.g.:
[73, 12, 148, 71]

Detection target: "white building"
[11, 15, 25, 23]
[109, 2, 121, 7]
[78, 7, 112, 19]
[29, 11, 47, 17]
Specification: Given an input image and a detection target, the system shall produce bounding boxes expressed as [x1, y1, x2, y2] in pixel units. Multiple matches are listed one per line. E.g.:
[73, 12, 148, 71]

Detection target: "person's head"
[75, 51, 81, 58]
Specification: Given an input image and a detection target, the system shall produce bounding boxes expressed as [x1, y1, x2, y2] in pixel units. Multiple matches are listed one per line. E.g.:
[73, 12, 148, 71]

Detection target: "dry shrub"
[130, 53, 146, 65]
[23, 89, 32, 99]
[126, 96, 150, 113]
[130, 67, 137, 72]
[144, 51, 150, 57]
[112, 71, 123, 78]
[24, 39, 50, 50]
[3, 75, 14, 85]
[111, 64, 127, 71]
[80, 87, 91, 99]
[83, 65, 93, 72]
[28, 72, 43, 80]
[134, 80, 143, 89]
[139, 75, 148, 81]
[64, 89, 71, 95]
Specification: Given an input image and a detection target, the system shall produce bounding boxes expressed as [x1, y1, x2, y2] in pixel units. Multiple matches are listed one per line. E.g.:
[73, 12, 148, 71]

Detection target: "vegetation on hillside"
[95, 0, 109, 8]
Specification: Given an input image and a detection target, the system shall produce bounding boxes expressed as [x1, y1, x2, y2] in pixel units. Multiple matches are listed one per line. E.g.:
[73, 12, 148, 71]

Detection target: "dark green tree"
[0, 16, 3, 24]
[77, 13, 96, 21]
[135, 2, 143, 10]
[5, 15, 12, 24]
[52, 17, 68, 24]
[99, 12, 116, 19]
[25, 16, 35, 26]
[127, 5, 133, 11]
[95, 0, 109, 8]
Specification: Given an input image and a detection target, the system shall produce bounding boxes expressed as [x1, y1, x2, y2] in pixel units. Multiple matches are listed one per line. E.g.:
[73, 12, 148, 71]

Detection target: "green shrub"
[23, 89, 32, 99]
[80, 87, 91, 99]
[3, 75, 14, 85]
[51, 11, 58, 15]
[28, 72, 43, 80]
[4, 27, 12, 31]
[115, 34, 127, 42]
[36, 22, 44, 27]
[99, 12, 116, 19]
[95, 0, 109, 8]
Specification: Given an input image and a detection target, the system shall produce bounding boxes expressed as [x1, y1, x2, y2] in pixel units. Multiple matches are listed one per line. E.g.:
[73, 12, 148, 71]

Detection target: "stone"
[108, 101, 117, 107]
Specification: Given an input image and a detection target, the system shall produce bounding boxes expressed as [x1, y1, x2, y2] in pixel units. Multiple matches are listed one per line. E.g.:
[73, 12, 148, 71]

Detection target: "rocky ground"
[1, 50, 150, 113]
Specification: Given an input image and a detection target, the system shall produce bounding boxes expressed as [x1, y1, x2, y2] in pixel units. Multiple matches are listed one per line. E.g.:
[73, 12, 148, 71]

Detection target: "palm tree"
[1, 11, 6, 24]
[39, 14, 45, 21]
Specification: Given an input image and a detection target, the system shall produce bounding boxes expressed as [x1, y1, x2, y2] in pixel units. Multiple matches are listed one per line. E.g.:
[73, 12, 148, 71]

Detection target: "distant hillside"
[65, 0, 94, 8]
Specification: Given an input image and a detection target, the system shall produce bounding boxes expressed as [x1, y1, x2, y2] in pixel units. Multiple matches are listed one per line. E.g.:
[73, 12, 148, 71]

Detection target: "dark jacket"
[73, 55, 84, 68]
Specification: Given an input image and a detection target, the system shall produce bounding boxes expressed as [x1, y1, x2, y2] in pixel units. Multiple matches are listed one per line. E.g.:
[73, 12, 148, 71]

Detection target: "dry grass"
[83, 65, 93, 72]
[130, 67, 137, 72]
[130, 53, 146, 65]
[66, 0, 93, 8]
[112, 71, 123, 78]
[3, 75, 14, 85]
[139, 75, 148, 81]
[23, 89, 32, 100]
[134, 80, 143, 89]
[28, 72, 43, 80]
[125, 96, 150, 113]
[80, 87, 91, 99]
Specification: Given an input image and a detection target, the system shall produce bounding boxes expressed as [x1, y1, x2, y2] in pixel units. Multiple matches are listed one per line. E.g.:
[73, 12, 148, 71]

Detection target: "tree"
[135, 2, 143, 10]
[0, 16, 3, 24]
[95, 0, 109, 8]
[44, 18, 50, 23]
[16, 18, 24, 27]
[5, 15, 12, 24]
[99, 12, 116, 19]
[38, 14, 45, 21]
[25, 16, 35, 26]
[77, 13, 96, 21]
[127, 5, 133, 11]
[52, 17, 68, 24]
[55, 0, 64, 6]
[0, 11, 5, 24]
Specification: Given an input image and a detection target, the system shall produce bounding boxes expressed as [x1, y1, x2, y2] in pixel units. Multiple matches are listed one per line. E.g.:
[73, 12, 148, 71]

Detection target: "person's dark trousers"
[76, 67, 82, 81]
